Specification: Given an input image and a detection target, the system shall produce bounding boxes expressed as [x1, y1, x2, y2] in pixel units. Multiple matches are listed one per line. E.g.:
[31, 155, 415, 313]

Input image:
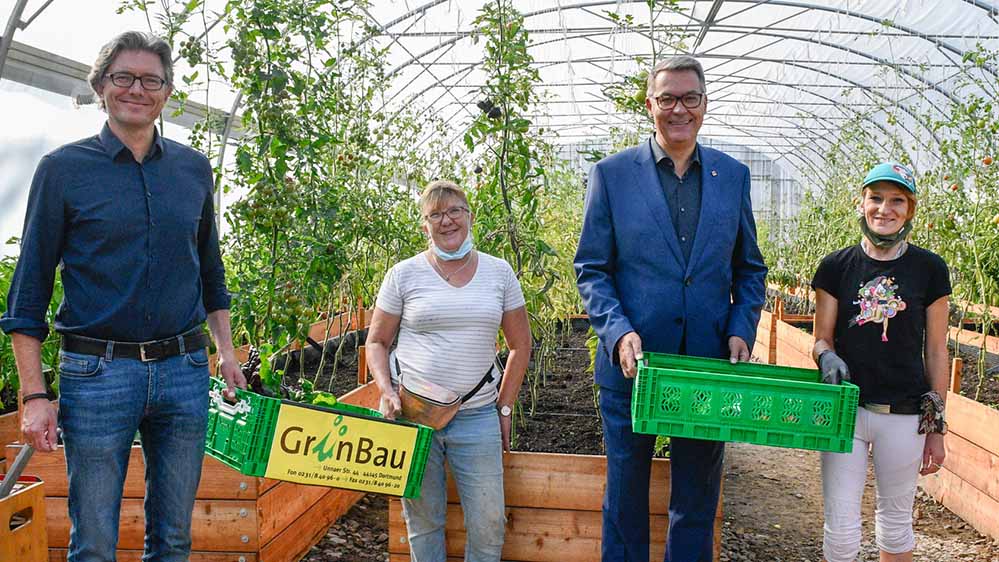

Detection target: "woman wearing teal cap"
[810, 162, 950, 562]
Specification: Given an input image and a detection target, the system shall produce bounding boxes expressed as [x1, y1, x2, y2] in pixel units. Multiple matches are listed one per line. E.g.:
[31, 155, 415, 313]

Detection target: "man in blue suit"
[574, 56, 767, 562]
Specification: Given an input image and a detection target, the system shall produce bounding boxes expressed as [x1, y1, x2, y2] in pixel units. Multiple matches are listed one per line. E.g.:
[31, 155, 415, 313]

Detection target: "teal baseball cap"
[863, 162, 917, 194]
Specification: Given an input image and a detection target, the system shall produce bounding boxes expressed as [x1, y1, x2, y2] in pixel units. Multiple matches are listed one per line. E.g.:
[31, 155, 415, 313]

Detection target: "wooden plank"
[921, 466, 999, 541]
[774, 320, 815, 369]
[389, 552, 464, 562]
[752, 311, 772, 364]
[289, 307, 374, 352]
[44, 497, 259, 551]
[257, 481, 333, 545]
[775, 320, 814, 358]
[939, 431, 999, 501]
[388, 501, 670, 561]
[337, 380, 380, 409]
[259, 487, 365, 562]
[946, 391, 999, 457]
[49, 550, 257, 562]
[358, 345, 368, 386]
[950, 358, 963, 393]
[948, 326, 999, 356]
[3, 446, 264, 500]
[210, 345, 250, 376]
[781, 314, 813, 323]
[0, 409, 19, 449]
[953, 300, 999, 319]
[0, 480, 47, 562]
[391, 453, 721, 561]
[445, 452, 670, 514]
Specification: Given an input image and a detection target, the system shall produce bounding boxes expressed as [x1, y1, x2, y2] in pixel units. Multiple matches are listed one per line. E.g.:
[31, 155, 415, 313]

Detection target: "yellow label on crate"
[265, 403, 418, 495]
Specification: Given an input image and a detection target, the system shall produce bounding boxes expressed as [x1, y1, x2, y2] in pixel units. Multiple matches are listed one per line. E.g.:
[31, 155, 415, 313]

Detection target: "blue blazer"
[574, 141, 768, 392]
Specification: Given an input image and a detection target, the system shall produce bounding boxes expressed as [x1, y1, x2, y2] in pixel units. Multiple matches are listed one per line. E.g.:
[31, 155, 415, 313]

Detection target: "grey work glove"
[818, 350, 851, 385]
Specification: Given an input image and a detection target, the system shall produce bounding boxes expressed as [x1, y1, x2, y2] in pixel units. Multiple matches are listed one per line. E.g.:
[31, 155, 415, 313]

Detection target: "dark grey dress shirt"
[649, 135, 702, 264]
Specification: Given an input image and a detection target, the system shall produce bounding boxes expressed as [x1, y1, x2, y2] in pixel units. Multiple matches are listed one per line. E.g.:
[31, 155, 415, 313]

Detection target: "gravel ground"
[302, 494, 389, 562]
[720, 442, 999, 562]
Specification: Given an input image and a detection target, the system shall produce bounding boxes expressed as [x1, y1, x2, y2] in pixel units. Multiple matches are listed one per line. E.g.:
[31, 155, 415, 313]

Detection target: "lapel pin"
[711, 170, 718, 177]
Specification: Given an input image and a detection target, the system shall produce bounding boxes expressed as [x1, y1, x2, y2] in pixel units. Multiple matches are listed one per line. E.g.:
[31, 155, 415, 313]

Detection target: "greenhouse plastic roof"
[360, 0, 999, 183]
[3, 0, 999, 186]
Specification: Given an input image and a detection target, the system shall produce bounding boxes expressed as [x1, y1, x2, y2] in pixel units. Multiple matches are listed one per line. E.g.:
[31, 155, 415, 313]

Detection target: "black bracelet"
[22, 392, 49, 403]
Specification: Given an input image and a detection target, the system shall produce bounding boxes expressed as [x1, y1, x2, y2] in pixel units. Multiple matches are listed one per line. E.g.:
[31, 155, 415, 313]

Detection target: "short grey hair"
[646, 55, 707, 96]
[88, 31, 173, 109]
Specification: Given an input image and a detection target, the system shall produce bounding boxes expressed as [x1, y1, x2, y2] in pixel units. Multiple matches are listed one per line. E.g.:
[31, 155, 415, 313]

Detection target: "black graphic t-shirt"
[811, 244, 951, 404]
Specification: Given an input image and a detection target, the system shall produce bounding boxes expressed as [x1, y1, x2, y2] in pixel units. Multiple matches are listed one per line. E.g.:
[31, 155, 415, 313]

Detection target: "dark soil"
[241, 330, 368, 401]
[512, 323, 604, 455]
[954, 342, 999, 408]
[0, 387, 16, 416]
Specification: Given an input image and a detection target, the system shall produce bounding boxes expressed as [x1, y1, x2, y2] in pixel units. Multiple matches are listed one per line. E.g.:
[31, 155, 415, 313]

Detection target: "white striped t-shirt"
[376, 251, 526, 410]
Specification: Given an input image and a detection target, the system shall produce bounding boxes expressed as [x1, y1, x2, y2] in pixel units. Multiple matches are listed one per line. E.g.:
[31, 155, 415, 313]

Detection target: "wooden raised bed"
[0, 409, 17, 472]
[753, 310, 815, 370]
[4, 379, 380, 562]
[388, 453, 722, 562]
[919, 360, 999, 541]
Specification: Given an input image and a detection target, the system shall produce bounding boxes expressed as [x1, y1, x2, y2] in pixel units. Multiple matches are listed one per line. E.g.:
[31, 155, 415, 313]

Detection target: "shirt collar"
[649, 134, 700, 168]
[99, 122, 165, 161]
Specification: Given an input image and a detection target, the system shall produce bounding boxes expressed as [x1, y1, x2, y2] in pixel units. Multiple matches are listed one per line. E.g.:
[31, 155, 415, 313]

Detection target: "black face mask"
[859, 215, 912, 248]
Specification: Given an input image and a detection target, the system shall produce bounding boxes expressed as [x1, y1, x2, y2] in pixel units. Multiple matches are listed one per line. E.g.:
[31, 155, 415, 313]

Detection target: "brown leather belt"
[61, 329, 210, 362]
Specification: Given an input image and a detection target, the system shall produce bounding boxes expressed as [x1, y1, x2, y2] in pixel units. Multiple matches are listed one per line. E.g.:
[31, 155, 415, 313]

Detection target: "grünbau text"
[278, 426, 408, 469]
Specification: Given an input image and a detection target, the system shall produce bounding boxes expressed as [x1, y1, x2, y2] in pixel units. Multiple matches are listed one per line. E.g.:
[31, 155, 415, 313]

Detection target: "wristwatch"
[498, 404, 513, 417]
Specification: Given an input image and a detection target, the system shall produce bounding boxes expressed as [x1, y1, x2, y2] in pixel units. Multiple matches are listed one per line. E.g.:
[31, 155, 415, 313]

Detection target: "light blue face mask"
[432, 231, 474, 261]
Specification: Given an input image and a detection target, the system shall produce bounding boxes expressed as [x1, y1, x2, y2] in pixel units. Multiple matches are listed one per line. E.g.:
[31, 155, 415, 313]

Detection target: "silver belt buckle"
[139, 341, 154, 362]
[864, 403, 891, 415]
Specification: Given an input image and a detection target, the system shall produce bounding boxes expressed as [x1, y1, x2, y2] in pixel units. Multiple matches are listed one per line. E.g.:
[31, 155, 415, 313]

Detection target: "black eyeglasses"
[654, 92, 704, 110]
[425, 206, 469, 223]
[104, 72, 168, 91]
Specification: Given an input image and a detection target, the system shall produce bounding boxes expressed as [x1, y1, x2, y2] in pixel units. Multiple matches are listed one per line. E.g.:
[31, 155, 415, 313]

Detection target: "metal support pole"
[0, 0, 31, 81]
[215, 90, 244, 234]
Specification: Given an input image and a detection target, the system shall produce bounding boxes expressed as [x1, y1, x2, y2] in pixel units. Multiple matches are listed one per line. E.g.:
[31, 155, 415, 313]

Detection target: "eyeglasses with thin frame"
[654, 92, 704, 111]
[425, 206, 469, 223]
[104, 72, 168, 91]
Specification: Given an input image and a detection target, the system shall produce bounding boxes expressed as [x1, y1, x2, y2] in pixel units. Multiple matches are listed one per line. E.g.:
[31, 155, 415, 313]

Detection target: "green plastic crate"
[632, 352, 859, 453]
[205, 377, 434, 498]
[205, 377, 281, 477]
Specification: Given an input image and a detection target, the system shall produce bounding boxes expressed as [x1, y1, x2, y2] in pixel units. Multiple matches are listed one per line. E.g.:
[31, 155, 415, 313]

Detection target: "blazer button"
[674, 318, 683, 325]
[684, 277, 693, 287]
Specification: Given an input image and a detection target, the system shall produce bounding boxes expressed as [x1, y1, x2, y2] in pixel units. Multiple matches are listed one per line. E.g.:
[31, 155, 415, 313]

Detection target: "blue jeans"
[57, 346, 210, 562]
[401, 404, 506, 562]
[600, 386, 723, 562]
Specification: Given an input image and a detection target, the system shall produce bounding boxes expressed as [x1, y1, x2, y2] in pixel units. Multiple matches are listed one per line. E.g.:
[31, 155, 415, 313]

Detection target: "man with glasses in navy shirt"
[1, 31, 246, 562]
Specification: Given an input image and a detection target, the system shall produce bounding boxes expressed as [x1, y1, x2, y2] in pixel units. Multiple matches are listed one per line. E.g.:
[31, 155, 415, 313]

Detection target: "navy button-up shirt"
[650, 135, 702, 264]
[1, 123, 230, 342]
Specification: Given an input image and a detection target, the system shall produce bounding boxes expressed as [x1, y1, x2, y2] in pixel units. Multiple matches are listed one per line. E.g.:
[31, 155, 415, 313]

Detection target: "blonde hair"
[419, 180, 469, 216]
